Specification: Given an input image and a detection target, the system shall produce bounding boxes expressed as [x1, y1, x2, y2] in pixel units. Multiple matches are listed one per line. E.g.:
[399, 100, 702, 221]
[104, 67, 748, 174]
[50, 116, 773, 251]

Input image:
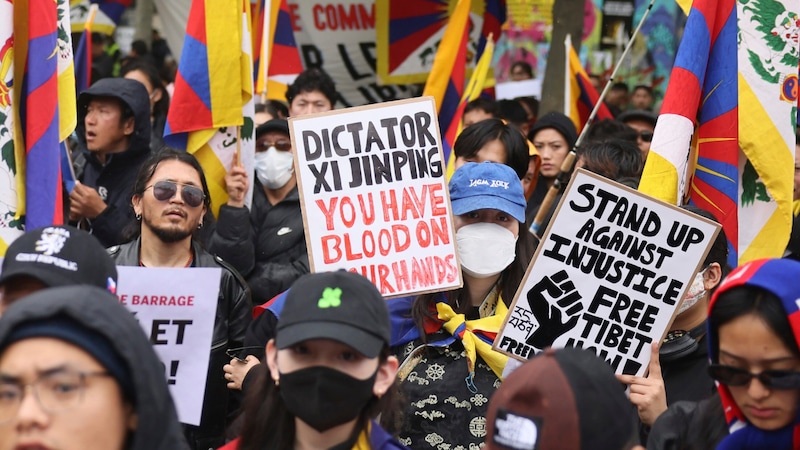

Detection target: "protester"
[630, 85, 655, 111]
[285, 68, 337, 116]
[617, 109, 657, 161]
[497, 99, 532, 136]
[108, 149, 251, 449]
[462, 98, 498, 128]
[648, 258, 800, 449]
[575, 139, 643, 188]
[388, 162, 535, 448]
[617, 206, 729, 434]
[584, 119, 639, 146]
[509, 61, 534, 81]
[121, 60, 170, 153]
[221, 271, 405, 450]
[70, 78, 152, 247]
[525, 111, 577, 224]
[0, 225, 117, 311]
[485, 347, 643, 450]
[0, 285, 189, 450]
[605, 82, 630, 115]
[254, 101, 288, 125]
[209, 118, 308, 304]
[453, 118, 529, 180]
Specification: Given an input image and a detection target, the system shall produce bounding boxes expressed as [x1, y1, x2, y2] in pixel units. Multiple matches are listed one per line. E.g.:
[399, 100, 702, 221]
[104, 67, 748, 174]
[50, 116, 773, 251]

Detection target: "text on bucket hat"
[449, 162, 527, 223]
[0, 225, 118, 293]
[485, 347, 637, 450]
[275, 271, 390, 358]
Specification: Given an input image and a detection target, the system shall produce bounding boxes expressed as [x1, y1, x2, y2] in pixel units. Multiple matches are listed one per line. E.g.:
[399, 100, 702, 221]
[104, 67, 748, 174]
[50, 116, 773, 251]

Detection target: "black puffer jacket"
[109, 238, 252, 450]
[0, 286, 190, 450]
[207, 181, 308, 304]
[74, 78, 152, 247]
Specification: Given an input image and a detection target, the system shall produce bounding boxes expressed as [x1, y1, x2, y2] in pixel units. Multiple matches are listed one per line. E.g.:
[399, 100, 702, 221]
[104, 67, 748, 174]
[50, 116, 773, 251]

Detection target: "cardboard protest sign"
[290, 97, 462, 297]
[493, 170, 721, 376]
[117, 266, 221, 426]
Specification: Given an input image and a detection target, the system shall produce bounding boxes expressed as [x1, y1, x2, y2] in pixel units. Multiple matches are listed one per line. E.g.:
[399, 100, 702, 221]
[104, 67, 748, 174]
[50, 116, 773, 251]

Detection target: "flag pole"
[531, 0, 657, 235]
[564, 34, 571, 118]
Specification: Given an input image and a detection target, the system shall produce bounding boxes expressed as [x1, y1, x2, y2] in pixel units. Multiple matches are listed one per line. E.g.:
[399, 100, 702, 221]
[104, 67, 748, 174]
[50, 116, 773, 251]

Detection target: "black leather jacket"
[109, 237, 252, 450]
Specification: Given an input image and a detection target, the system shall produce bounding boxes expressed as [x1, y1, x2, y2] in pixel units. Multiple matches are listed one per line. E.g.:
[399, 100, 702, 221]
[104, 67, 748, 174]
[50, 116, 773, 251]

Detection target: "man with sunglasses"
[617, 109, 657, 162]
[70, 78, 152, 247]
[208, 118, 308, 305]
[108, 150, 251, 450]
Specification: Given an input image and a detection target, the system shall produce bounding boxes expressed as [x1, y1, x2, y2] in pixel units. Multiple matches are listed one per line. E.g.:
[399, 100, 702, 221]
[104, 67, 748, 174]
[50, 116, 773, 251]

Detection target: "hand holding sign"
[525, 270, 582, 349]
[616, 342, 666, 427]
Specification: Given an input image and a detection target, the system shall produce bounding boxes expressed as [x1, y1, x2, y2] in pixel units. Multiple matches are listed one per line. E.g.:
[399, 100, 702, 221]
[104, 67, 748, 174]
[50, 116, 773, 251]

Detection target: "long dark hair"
[709, 286, 800, 363]
[410, 225, 535, 338]
[237, 347, 401, 450]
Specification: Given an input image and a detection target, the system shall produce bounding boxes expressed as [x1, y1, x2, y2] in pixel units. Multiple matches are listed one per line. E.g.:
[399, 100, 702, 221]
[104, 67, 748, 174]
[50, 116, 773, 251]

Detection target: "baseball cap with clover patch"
[275, 270, 390, 358]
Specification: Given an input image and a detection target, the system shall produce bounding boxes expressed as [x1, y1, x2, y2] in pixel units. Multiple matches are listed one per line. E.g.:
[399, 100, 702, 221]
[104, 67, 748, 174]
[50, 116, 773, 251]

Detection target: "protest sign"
[493, 169, 721, 376]
[290, 96, 461, 297]
[117, 266, 221, 426]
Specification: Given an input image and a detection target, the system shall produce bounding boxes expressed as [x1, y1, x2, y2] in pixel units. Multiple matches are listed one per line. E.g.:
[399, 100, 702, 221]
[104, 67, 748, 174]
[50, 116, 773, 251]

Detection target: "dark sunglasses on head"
[638, 130, 654, 143]
[256, 140, 291, 152]
[146, 180, 206, 208]
[707, 364, 800, 390]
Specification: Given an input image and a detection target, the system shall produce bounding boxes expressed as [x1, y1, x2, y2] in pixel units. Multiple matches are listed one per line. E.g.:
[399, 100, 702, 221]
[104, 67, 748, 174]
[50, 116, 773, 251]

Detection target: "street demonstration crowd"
[1, 51, 800, 450]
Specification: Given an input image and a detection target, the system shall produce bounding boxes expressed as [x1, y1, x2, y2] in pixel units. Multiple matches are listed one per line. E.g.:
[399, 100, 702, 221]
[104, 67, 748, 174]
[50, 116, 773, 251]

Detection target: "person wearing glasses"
[108, 149, 251, 450]
[69, 78, 152, 247]
[209, 118, 309, 305]
[0, 285, 189, 450]
[617, 109, 657, 162]
[648, 258, 800, 450]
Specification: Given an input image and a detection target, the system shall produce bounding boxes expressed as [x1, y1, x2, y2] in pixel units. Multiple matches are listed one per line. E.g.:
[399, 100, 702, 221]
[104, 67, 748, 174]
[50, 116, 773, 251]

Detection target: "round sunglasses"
[707, 364, 800, 390]
[145, 180, 206, 208]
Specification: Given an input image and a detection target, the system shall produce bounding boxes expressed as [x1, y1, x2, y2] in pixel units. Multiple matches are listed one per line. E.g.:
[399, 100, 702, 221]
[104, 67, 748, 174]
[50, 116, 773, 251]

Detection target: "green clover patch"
[318, 287, 342, 308]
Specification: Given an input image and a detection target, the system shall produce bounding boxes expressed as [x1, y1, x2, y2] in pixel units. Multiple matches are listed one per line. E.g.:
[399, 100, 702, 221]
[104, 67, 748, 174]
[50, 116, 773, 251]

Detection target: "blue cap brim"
[451, 195, 526, 223]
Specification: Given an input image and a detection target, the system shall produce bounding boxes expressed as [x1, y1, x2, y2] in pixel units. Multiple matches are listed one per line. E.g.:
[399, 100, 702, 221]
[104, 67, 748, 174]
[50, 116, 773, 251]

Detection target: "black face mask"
[279, 366, 378, 432]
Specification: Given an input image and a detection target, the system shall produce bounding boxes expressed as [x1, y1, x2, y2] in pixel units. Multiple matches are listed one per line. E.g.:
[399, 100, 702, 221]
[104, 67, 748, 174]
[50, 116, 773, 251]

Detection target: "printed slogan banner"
[117, 266, 221, 426]
[494, 170, 720, 376]
[290, 97, 462, 297]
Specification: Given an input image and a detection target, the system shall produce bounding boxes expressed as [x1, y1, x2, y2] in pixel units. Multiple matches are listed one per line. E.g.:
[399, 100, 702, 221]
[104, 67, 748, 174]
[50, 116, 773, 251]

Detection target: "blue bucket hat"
[449, 162, 526, 223]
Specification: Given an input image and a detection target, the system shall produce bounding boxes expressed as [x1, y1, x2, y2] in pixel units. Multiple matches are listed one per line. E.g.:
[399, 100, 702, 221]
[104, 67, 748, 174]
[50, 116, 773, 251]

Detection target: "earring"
[198, 222, 204, 229]
[274, 378, 280, 387]
[135, 213, 142, 221]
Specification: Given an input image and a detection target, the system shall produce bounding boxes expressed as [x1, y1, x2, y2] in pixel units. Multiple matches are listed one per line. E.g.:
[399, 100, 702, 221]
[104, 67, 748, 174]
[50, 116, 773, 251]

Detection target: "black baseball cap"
[275, 271, 390, 358]
[256, 118, 289, 138]
[0, 225, 118, 293]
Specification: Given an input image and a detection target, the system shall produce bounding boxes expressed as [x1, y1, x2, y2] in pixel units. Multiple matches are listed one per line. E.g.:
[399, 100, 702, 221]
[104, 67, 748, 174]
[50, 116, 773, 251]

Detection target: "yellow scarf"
[436, 298, 509, 381]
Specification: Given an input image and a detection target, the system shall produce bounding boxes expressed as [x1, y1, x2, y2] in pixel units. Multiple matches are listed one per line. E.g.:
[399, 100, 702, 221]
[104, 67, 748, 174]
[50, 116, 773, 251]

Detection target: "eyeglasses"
[0, 371, 111, 424]
[707, 364, 800, 390]
[145, 180, 206, 208]
[226, 346, 264, 362]
[638, 130, 654, 143]
[256, 140, 291, 152]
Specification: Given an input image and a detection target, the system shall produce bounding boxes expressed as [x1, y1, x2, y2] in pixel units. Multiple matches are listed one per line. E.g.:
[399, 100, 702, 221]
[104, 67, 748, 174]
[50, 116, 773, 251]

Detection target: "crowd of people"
[0, 32, 798, 450]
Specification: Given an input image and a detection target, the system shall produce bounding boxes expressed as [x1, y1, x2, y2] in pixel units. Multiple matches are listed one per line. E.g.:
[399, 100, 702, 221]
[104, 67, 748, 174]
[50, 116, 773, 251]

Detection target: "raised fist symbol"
[525, 270, 582, 349]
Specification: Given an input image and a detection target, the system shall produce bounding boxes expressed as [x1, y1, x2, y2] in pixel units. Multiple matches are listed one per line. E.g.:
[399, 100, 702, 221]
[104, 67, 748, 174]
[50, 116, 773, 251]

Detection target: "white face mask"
[456, 222, 518, 279]
[678, 270, 707, 314]
[255, 147, 294, 189]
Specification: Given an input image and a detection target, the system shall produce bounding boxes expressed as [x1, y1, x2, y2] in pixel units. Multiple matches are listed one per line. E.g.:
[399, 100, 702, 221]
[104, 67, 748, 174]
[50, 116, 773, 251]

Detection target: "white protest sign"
[290, 97, 462, 297]
[493, 170, 721, 376]
[116, 266, 221, 426]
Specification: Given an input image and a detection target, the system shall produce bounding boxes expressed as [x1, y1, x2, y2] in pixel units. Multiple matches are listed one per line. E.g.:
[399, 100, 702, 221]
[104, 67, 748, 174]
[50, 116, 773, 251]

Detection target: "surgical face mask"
[678, 270, 707, 314]
[279, 366, 377, 432]
[255, 147, 294, 189]
[456, 222, 518, 278]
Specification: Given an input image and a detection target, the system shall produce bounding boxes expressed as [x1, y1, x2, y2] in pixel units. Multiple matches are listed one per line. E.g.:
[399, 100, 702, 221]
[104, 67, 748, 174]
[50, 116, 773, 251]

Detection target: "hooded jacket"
[0, 285, 189, 450]
[75, 78, 152, 247]
[109, 237, 252, 450]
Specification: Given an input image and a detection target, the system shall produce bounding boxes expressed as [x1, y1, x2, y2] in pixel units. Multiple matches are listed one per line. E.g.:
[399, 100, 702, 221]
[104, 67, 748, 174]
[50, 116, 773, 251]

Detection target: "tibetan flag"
[73, 4, 97, 96]
[69, 0, 132, 35]
[443, 34, 495, 179]
[564, 34, 612, 133]
[255, 0, 303, 101]
[475, 0, 504, 66]
[165, 0, 256, 217]
[16, 0, 65, 228]
[638, 0, 796, 266]
[56, 0, 77, 143]
[423, 0, 470, 170]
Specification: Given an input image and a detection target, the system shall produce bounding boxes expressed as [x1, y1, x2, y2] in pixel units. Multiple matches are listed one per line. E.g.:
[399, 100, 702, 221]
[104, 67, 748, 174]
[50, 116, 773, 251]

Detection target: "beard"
[142, 215, 196, 244]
